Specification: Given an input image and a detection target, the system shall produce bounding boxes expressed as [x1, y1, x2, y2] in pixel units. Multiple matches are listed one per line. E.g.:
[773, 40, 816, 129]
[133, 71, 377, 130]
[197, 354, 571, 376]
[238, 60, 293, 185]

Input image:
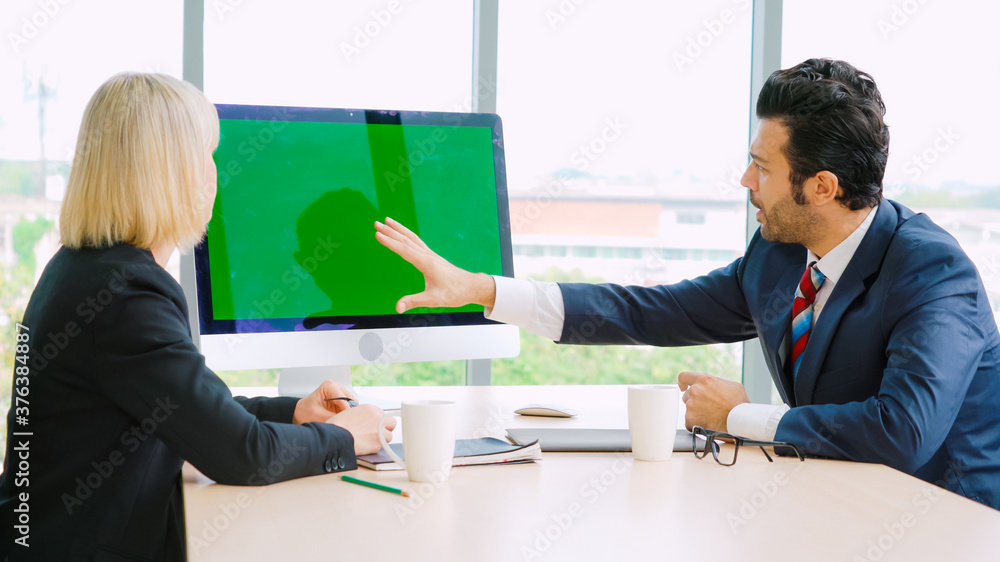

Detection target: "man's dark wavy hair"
[757, 58, 888, 210]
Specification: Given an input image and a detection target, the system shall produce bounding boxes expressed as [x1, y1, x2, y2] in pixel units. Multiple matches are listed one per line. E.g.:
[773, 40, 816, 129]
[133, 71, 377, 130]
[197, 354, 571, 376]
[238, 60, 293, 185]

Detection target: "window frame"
[180, 0, 777, 392]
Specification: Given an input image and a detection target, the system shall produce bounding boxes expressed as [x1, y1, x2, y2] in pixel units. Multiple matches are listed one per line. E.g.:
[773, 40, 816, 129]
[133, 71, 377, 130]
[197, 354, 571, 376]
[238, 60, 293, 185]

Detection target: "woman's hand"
[327, 405, 397, 455]
[292, 379, 358, 425]
[374, 217, 497, 312]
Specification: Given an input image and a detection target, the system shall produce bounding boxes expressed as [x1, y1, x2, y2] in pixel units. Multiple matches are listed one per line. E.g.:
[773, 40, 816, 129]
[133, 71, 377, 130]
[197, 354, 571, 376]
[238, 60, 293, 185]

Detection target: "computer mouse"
[514, 404, 578, 418]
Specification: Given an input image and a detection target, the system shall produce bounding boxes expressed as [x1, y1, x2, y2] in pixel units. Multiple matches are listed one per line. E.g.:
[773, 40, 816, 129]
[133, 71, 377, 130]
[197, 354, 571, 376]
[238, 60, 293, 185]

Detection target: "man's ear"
[810, 170, 840, 206]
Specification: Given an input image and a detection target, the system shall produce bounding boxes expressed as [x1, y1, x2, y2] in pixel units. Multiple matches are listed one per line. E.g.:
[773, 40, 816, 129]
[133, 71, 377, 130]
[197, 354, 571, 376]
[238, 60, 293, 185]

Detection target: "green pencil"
[341, 475, 410, 497]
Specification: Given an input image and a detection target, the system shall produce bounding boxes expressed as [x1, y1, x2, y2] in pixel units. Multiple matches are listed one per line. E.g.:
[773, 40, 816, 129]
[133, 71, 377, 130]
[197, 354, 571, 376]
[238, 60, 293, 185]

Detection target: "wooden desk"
[183, 385, 1000, 561]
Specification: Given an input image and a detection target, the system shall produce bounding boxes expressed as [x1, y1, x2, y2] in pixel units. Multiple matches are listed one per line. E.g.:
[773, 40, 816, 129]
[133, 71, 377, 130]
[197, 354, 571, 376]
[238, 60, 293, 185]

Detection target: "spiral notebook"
[358, 437, 542, 471]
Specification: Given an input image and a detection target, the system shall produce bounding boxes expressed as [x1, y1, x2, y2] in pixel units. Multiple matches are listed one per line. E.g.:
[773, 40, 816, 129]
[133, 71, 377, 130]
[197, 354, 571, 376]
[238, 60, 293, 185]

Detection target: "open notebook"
[358, 437, 542, 471]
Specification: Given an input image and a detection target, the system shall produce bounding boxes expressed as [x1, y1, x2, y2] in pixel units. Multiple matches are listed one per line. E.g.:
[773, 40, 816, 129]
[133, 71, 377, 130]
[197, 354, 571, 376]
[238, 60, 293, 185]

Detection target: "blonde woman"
[0, 72, 394, 561]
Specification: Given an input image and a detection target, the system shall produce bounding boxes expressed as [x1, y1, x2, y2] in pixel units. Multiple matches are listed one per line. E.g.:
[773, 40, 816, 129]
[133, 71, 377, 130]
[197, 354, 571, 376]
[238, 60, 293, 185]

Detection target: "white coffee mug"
[628, 385, 681, 461]
[378, 400, 457, 482]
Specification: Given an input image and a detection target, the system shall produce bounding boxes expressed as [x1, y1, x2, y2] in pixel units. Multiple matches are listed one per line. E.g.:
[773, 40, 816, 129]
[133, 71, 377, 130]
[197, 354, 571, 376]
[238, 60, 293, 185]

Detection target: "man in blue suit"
[375, 58, 1000, 510]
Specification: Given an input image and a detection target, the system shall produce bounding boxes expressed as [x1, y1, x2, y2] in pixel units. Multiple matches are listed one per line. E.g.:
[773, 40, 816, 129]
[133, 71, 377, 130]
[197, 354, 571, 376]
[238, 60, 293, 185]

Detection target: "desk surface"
[183, 385, 1000, 561]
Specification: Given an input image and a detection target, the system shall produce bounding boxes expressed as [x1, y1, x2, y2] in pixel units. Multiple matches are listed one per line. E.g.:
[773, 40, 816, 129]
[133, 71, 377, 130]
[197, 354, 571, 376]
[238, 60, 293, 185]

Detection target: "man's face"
[741, 118, 819, 245]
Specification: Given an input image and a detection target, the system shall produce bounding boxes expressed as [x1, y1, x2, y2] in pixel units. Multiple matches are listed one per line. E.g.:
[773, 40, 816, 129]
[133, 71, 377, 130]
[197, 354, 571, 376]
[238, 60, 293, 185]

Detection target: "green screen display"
[203, 113, 503, 329]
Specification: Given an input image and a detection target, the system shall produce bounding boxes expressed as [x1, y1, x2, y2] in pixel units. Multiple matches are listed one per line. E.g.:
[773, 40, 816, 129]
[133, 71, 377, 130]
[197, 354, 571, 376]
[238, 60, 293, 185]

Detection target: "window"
[662, 249, 688, 261]
[0, 0, 184, 461]
[776, 0, 1000, 402]
[708, 249, 736, 261]
[677, 212, 707, 224]
[492, 0, 751, 385]
[617, 247, 642, 259]
[201, 1, 475, 387]
[526, 245, 545, 257]
[204, 0, 472, 111]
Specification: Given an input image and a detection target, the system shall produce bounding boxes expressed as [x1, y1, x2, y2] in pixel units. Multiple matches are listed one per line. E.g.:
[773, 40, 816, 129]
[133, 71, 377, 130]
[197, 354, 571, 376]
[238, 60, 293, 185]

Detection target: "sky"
[0, 0, 997, 194]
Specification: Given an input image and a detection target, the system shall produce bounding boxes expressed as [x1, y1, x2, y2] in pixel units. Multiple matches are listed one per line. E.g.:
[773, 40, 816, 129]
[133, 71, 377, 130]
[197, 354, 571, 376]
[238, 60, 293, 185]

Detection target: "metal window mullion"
[466, 0, 499, 385]
[743, 0, 783, 404]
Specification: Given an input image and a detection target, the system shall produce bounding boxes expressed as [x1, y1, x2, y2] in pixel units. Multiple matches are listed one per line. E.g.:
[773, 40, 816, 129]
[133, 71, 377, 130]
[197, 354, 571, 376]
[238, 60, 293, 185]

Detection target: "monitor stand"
[278, 366, 352, 397]
[277, 366, 400, 410]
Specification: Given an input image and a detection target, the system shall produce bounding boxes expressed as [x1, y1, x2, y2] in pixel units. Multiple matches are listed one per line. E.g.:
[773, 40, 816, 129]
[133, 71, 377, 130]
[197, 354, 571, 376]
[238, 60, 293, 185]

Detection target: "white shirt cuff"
[484, 276, 565, 341]
[727, 403, 790, 441]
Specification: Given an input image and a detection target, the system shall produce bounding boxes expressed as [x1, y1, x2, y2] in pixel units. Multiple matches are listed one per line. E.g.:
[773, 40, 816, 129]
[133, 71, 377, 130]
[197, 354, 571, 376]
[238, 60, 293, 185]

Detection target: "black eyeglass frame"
[691, 426, 805, 466]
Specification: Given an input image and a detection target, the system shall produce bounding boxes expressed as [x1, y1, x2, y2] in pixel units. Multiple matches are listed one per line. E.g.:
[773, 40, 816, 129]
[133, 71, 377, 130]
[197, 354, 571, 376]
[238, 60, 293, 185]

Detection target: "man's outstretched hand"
[375, 217, 496, 312]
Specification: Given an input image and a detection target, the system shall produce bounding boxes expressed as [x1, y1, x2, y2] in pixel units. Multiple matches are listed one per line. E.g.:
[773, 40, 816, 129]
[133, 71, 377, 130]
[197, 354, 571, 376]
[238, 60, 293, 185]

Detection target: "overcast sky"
[1, 0, 997, 192]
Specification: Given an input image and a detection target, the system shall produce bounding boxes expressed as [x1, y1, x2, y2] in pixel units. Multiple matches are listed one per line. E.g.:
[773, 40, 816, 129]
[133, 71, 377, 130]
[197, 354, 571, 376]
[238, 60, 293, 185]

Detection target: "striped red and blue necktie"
[790, 261, 826, 377]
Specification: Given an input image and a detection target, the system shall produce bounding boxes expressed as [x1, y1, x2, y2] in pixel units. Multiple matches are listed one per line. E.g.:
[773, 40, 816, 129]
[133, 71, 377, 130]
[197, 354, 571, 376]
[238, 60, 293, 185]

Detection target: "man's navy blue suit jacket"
[558, 199, 1000, 509]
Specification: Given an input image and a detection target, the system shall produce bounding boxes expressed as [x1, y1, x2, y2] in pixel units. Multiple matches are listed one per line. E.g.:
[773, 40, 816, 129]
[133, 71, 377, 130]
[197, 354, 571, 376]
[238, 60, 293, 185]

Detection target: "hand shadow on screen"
[295, 188, 420, 330]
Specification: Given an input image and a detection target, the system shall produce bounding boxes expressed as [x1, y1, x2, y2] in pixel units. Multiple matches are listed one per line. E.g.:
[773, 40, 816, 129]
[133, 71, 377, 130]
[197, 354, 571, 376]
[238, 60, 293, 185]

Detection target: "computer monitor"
[179, 105, 520, 396]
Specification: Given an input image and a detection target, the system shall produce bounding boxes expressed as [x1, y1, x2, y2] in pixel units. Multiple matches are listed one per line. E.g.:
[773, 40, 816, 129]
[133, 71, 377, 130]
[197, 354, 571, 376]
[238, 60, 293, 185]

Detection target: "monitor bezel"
[193, 104, 514, 339]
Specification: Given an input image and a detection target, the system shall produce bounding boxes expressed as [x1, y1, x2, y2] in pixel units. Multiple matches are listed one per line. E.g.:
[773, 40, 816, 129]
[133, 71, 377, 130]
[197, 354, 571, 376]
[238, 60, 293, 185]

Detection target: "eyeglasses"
[691, 426, 805, 466]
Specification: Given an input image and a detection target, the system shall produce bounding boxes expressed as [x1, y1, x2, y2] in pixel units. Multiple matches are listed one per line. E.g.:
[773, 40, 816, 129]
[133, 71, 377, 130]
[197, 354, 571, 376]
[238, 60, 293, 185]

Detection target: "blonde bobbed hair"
[60, 72, 219, 251]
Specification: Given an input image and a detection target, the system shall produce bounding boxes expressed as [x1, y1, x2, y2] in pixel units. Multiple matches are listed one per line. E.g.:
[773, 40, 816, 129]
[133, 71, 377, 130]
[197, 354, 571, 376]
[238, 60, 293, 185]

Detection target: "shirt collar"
[807, 204, 878, 285]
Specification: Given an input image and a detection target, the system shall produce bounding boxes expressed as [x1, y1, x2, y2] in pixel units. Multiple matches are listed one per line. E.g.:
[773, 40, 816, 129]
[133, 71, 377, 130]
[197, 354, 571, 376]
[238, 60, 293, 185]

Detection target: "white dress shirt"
[486, 205, 878, 441]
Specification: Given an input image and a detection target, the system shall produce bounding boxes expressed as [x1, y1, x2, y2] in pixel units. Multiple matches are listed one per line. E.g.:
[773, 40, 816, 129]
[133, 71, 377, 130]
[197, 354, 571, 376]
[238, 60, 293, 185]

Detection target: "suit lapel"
[792, 201, 898, 405]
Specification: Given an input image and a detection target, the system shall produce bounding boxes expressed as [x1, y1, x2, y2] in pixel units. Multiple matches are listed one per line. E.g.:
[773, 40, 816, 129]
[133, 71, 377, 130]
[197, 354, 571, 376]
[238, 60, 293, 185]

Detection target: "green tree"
[492, 330, 737, 385]
[0, 262, 37, 457]
[0, 161, 34, 195]
[160, 267, 740, 390]
[13, 217, 55, 271]
[362, 266, 739, 386]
